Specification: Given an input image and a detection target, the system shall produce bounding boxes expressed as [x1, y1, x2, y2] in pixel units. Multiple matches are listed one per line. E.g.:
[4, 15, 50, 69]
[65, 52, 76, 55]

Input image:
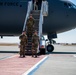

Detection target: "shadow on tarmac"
[46, 52, 76, 54]
[0, 51, 76, 55]
[0, 51, 18, 53]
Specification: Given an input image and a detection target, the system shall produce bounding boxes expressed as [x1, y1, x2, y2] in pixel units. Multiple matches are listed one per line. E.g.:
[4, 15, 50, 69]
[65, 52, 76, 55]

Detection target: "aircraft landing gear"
[47, 44, 54, 52]
[47, 33, 56, 52]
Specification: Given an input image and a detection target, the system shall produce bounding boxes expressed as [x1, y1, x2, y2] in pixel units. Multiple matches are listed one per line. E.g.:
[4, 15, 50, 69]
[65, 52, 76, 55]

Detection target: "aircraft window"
[64, 2, 75, 8]
[64, 3, 68, 8]
[68, 3, 76, 9]
[72, 4, 76, 9]
[68, 3, 72, 8]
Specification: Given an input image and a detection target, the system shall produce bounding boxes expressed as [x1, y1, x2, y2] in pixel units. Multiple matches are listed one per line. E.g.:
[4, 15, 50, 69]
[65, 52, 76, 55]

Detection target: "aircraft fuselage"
[0, 0, 76, 36]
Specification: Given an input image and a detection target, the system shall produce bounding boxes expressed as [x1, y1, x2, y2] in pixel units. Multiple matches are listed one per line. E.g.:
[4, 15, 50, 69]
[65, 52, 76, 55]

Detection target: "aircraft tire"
[47, 44, 54, 52]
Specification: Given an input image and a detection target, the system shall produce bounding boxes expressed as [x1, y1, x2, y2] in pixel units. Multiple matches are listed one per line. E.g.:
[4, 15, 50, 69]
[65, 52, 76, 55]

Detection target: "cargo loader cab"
[39, 35, 46, 54]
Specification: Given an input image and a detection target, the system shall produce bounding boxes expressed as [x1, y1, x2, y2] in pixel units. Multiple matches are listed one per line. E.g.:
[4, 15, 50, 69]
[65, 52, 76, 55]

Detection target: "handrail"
[23, 1, 33, 31]
[39, 1, 48, 37]
[38, 2, 43, 37]
[42, 1, 48, 16]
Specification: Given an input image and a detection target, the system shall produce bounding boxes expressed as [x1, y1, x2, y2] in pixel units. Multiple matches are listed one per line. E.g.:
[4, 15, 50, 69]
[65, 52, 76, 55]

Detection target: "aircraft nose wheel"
[47, 44, 54, 52]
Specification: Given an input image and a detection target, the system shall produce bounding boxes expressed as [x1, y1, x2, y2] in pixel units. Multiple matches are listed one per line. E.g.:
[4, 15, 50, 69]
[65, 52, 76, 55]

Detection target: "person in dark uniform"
[26, 14, 35, 37]
[38, 0, 42, 10]
[34, 0, 38, 10]
[19, 31, 28, 58]
[32, 30, 39, 58]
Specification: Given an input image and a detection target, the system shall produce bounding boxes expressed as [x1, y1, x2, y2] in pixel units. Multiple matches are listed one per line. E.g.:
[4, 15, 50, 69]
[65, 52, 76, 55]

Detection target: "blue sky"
[0, 0, 76, 43]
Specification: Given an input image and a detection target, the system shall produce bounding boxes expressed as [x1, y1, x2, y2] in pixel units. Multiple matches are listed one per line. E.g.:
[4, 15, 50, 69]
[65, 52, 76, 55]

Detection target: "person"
[32, 30, 39, 58]
[19, 31, 28, 58]
[26, 14, 35, 37]
[38, 0, 42, 10]
[34, 0, 38, 10]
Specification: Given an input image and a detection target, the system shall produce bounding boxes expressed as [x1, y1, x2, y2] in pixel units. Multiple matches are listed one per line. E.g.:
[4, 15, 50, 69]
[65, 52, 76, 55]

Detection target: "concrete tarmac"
[0, 45, 76, 75]
[33, 45, 76, 75]
[0, 46, 19, 60]
[0, 45, 47, 75]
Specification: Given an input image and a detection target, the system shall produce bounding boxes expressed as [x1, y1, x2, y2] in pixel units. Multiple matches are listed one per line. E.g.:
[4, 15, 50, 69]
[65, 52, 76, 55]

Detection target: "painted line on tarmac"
[22, 56, 48, 75]
[0, 55, 18, 60]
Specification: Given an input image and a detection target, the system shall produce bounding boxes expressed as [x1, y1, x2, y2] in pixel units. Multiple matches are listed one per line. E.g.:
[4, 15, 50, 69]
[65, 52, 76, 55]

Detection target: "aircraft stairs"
[25, 10, 40, 55]
[22, 1, 48, 55]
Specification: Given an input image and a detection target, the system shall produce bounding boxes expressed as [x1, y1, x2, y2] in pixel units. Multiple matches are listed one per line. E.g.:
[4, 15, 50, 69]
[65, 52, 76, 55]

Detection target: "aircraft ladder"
[23, 1, 48, 55]
[25, 10, 40, 54]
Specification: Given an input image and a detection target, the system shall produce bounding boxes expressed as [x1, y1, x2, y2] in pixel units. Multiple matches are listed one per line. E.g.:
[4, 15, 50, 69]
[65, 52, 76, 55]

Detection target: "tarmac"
[0, 45, 76, 75]
[33, 45, 76, 75]
[0, 45, 47, 75]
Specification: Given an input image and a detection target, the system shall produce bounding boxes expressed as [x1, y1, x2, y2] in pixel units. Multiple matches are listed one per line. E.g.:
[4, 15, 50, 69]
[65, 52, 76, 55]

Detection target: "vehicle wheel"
[47, 45, 54, 52]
